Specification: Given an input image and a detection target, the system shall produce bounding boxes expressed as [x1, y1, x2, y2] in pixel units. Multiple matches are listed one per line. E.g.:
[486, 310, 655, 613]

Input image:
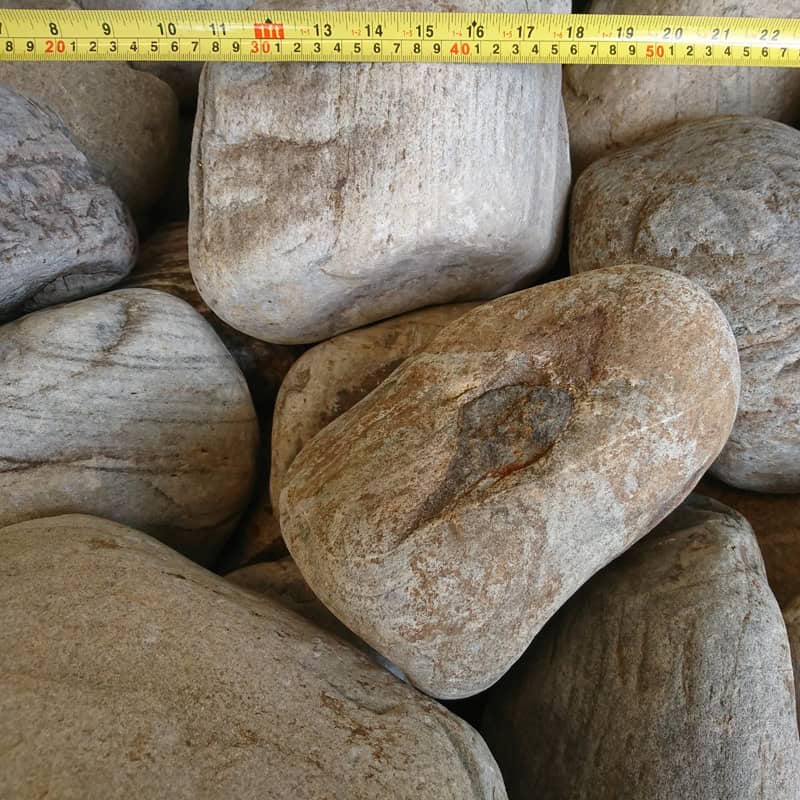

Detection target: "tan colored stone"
[0, 514, 506, 800]
[698, 477, 800, 607]
[564, 0, 800, 175]
[281, 265, 740, 698]
[215, 496, 285, 573]
[270, 303, 478, 514]
[0, 289, 258, 565]
[483, 495, 800, 799]
[189, 0, 570, 344]
[785, 595, 800, 722]
[570, 116, 800, 492]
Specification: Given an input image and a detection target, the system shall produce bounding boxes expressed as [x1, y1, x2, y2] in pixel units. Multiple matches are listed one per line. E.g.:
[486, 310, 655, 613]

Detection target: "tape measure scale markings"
[0, 10, 799, 66]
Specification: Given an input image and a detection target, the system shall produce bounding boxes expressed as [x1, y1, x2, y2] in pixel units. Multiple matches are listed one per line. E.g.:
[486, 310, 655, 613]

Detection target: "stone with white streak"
[0, 514, 506, 800]
[483, 496, 800, 799]
[189, 0, 570, 344]
[570, 116, 800, 492]
[0, 289, 258, 565]
[281, 266, 740, 698]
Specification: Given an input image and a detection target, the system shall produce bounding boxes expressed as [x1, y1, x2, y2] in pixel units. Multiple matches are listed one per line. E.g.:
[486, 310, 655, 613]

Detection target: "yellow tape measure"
[0, 10, 798, 66]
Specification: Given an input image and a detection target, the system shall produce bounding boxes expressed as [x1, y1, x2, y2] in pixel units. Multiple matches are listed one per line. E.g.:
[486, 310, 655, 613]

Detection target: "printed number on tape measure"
[0, 10, 799, 66]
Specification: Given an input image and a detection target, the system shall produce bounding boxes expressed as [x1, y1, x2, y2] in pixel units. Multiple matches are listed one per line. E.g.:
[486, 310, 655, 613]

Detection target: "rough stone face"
[0, 289, 258, 565]
[564, 0, 800, 175]
[482, 495, 800, 799]
[0, 515, 507, 800]
[0, 2, 179, 214]
[570, 116, 800, 492]
[698, 477, 800, 606]
[189, 0, 570, 344]
[785, 595, 800, 720]
[281, 266, 740, 698]
[0, 86, 136, 320]
[270, 303, 478, 514]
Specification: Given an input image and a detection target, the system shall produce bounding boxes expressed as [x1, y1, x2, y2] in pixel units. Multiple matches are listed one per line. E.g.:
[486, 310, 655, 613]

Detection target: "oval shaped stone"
[570, 116, 800, 492]
[0, 289, 258, 564]
[0, 514, 506, 800]
[281, 266, 740, 698]
[482, 495, 800, 799]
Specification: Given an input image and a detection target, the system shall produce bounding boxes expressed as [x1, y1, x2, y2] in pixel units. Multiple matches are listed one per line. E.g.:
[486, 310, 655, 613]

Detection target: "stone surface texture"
[482, 495, 800, 800]
[564, 0, 800, 175]
[0, 514, 507, 800]
[270, 303, 478, 514]
[785, 595, 800, 721]
[281, 266, 740, 699]
[215, 495, 286, 573]
[189, 0, 570, 344]
[0, 289, 258, 565]
[698, 477, 800, 607]
[571, 116, 800, 492]
[0, 86, 136, 320]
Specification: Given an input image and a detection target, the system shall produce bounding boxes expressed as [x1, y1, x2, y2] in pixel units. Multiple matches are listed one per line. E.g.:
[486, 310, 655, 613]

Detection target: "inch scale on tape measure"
[0, 10, 799, 66]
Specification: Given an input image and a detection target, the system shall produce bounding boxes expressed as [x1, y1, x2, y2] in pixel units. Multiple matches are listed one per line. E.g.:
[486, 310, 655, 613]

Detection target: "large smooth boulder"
[0, 514, 506, 800]
[0, 86, 136, 320]
[564, 0, 800, 175]
[0, 289, 258, 565]
[270, 303, 478, 514]
[189, 0, 570, 344]
[699, 477, 800, 606]
[482, 496, 800, 799]
[281, 265, 740, 698]
[570, 116, 800, 492]
[1, 1, 179, 214]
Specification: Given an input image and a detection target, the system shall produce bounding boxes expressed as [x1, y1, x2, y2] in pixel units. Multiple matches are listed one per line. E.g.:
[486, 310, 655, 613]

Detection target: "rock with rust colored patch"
[564, 0, 800, 175]
[189, 0, 570, 344]
[270, 303, 478, 515]
[0, 4, 179, 214]
[281, 266, 740, 698]
[570, 116, 800, 492]
[698, 477, 800, 607]
[785, 595, 800, 721]
[0, 514, 506, 800]
[482, 495, 800, 799]
[0, 289, 258, 565]
[0, 86, 136, 320]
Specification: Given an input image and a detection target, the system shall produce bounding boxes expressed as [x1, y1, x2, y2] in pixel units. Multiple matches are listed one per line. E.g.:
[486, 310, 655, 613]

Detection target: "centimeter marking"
[0, 10, 799, 66]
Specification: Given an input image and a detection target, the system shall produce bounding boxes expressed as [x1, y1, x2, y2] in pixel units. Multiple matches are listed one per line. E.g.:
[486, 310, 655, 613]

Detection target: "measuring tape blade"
[0, 10, 798, 66]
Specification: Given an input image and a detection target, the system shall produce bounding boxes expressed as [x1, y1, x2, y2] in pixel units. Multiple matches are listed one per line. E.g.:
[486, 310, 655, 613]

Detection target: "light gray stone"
[0, 289, 258, 565]
[189, 0, 570, 344]
[482, 495, 800, 800]
[0, 514, 507, 800]
[564, 0, 800, 175]
[570, 116, 800, 492]
[281, 266, 740, 699]
[270, 303, 478, 515]
[0, 86, 136, 319]
[1, 2, 179, 214]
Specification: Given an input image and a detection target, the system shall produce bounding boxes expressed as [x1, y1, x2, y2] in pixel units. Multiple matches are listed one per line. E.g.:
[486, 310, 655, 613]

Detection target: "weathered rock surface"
[0, 289, 258, 565]
[1, 2, 179, 214]
[0, 514, 506, 800]
[215, 496, 286, 572]
[571, 116, 800, 492]
[281, 266, 740, 698]
[482, 495, 800, 799]
[698, 477, 800, 606]
[189, 0, 570, 344]
[785, 595, 800, 720]
[0, 86, 136, 319]
[270, 303, 478, 514]
[564, 0, 800, 175]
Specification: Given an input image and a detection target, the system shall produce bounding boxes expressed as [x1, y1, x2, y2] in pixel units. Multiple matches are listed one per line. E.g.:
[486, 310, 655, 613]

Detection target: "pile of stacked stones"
[1, 0, 800, 797]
